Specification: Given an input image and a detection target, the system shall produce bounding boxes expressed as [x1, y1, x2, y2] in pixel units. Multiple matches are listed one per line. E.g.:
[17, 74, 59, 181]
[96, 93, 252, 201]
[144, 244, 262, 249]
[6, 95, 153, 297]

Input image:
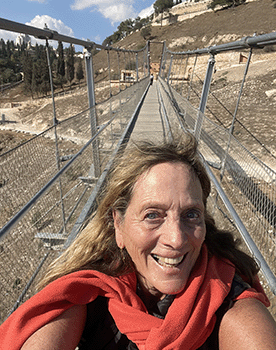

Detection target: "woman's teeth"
[152, 254, 185, 267]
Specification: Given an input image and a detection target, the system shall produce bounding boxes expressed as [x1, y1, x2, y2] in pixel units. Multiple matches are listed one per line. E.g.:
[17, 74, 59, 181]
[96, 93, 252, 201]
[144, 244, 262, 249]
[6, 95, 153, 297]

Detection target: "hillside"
[114, 0, 276, 59]
[1, 0, 276, 157]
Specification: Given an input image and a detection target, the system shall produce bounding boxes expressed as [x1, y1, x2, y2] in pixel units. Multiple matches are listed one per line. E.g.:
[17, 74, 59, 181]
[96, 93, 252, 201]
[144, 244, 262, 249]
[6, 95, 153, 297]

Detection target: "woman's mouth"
[151, 253, 187, 268]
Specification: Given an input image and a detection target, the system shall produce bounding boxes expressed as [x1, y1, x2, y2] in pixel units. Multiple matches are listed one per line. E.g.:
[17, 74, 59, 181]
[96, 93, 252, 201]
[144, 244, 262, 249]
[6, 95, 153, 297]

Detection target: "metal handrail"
[167, 31, 276, 56]
[0, 115, 114, 242]
[0, 17, 146, 53]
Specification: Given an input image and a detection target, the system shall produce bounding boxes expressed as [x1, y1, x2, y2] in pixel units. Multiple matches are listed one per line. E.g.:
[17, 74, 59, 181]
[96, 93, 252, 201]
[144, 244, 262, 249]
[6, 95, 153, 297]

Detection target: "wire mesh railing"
[158, 34, 276, 313]
[0, 17, 150, 323]
[0, 76, 149, 323]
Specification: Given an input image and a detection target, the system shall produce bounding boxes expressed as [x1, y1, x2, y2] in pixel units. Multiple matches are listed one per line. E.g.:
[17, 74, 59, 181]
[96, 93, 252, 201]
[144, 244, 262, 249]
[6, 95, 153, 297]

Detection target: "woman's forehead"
[132, 162, 201, 198]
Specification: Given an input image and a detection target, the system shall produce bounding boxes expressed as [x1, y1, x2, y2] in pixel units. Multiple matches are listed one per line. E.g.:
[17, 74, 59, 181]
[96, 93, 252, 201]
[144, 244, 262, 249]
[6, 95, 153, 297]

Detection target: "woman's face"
[114, 162, 206, 299]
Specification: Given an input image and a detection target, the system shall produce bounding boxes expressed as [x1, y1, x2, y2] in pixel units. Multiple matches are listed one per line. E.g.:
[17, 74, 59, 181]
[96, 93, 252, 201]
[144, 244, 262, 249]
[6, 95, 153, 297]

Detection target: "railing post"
[117, 51, 122, 108]
[167, 55, 173, 85]
[136, 52, 139, 82]
[220, 48, 253, 180]
[187, 55, 197, 101]
[194, 53, 215, 140]
[229, 48, 253, 136]
[84, 47, 101, 178]
[159, 41, 166, 78]
[45, 38, 66, 233]
[180, 55, 189, 95]
[147, 41, 150, 76]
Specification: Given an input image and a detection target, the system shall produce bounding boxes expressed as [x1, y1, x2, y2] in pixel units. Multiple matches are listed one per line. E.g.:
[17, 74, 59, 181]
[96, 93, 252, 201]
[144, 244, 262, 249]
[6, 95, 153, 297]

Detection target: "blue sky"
[0, 0, 156, 49]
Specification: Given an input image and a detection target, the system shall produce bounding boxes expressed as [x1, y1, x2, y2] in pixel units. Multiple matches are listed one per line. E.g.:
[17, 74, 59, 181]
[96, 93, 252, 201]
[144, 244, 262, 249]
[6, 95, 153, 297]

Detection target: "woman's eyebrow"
[139, 201, 167, 213]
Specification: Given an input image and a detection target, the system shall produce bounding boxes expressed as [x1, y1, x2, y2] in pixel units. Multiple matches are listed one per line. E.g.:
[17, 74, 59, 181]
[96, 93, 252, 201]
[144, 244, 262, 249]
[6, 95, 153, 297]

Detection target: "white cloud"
[25, 15, 74, 47]
[26, 15, 74, 36]
[71, 0, 111, 11]
[0, 30, 17, 43]
[71, 0, 136, 25]
[0, 15, 74, 48]
[138, 5, 154, 19]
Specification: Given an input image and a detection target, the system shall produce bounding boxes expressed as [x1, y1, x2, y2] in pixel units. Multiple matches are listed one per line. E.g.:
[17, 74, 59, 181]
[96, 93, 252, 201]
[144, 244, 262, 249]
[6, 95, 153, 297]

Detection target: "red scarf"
[0, 245, 269, 350]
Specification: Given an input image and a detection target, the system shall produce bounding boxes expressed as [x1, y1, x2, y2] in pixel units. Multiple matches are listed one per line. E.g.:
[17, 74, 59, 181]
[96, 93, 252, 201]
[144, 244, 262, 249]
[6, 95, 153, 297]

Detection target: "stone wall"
[152, 0, 212, 26]
[152, 0, 258, 27]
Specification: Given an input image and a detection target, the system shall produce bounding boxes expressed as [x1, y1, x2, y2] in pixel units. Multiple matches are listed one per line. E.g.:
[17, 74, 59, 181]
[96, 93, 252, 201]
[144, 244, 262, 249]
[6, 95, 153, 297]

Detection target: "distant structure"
[152, 0, 212, 26]
[16, 33, 31, 47]
[152, 0, 257, 26]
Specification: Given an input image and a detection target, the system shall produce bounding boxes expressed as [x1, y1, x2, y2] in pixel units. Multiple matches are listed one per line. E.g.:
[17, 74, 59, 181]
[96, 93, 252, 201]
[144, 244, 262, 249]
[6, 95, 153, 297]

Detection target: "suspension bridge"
[0, 17, 276, 324]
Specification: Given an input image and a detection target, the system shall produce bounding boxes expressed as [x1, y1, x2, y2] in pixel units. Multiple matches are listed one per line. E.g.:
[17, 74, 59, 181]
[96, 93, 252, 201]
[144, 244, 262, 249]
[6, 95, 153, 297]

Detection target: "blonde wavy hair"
[38, 132, 258, 290]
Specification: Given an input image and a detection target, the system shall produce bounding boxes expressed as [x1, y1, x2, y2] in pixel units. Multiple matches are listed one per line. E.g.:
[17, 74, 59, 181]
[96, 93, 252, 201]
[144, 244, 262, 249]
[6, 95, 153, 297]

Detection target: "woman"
[0, 133, 275, 350]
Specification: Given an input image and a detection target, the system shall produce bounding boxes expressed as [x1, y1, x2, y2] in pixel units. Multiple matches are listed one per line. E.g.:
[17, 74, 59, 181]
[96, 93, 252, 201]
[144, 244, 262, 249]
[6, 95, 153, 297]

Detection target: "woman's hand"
[21, 304, 87, 350]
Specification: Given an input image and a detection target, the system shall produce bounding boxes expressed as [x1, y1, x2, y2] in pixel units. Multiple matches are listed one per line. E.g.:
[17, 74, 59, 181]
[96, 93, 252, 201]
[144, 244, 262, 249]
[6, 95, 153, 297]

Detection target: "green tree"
[29, 45, 50, 97]
[153, 0, 174, 26]
[117, 18, 134, 38]
[66, 44, 75, 88]
[6, 40, 12, 59]
[102, 35, 114, 47]
[0, 38, 24, 86]
[208, 0, 246, 10]
[0, 39, 6, 58]
[22, 53, 34, 97]
[76, 58, 84, 86]
[57, 41, 66, 89]
[134, 16, 151, 32]
[102, 31, 123, 46]
[141, 26, 152, 40]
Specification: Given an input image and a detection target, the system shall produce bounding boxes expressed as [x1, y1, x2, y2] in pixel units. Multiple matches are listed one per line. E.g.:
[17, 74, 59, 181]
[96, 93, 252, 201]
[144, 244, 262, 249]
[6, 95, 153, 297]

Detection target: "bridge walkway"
[130, 81, 165, 142]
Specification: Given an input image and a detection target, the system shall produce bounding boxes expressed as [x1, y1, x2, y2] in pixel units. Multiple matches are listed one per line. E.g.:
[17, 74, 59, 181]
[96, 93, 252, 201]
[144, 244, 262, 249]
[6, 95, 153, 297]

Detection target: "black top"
[78, 274, 250, 350]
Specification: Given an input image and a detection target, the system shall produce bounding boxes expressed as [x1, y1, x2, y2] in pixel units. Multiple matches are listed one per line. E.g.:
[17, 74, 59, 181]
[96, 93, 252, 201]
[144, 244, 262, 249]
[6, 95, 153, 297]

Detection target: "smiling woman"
[113, 162, 206, 300]
[0, 133, 276, 350]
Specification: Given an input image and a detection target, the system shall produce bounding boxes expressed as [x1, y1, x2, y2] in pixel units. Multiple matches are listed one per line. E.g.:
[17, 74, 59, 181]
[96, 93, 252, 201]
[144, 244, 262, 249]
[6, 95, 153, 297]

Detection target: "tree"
[208, 0, 246, 11]
[22, 53, 34, 98]
[0, 39, 6, 58]
[102, 35, 114, 47]
[66, 44, 75, 88]
[31, 49, 50, 97]
[134, 16, 151, 32]
[57, 41, 66, 89]
[153, 0, 174, 26]
[141, 26, 152, 40]
[76, 58, 84, 86]
[117, 18, 134, 38]
[102, 31, 123, 46]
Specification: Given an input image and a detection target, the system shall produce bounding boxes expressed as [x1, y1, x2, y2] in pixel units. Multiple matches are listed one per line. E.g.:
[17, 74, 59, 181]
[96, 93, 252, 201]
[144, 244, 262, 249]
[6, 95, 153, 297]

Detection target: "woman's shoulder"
[219, 298, 276, 350]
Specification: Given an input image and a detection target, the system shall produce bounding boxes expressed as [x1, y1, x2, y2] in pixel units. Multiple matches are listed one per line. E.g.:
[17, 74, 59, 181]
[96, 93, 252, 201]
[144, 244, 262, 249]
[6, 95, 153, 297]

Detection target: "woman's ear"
[113, 210, 125, 249]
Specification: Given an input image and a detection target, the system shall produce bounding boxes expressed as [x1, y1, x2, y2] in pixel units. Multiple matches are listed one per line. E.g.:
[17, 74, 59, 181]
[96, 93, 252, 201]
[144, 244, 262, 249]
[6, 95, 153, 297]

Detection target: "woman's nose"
[160, 218, 187, 249]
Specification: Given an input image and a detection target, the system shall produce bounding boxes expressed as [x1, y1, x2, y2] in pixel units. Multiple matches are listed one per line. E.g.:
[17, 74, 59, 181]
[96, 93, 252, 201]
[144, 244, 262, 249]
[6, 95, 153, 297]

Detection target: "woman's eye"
[185, 210, 201, 220]
[145, 212, 159, 220]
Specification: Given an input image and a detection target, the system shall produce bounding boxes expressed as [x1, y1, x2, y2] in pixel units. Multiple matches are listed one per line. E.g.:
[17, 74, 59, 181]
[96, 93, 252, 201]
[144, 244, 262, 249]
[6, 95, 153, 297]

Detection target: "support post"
[159, 41, 166, 78]
[147, 41, 150, 76]
[136, 52, 139, 82]
[45, 38, 66, 233]
[167, 55, 173, 85]
[229, 48, 253, 136]
[85, 47, 101, 178]
[194, 53, 215, 140]
[180, 55, 189, 95]
[220, 48, 253, 180]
